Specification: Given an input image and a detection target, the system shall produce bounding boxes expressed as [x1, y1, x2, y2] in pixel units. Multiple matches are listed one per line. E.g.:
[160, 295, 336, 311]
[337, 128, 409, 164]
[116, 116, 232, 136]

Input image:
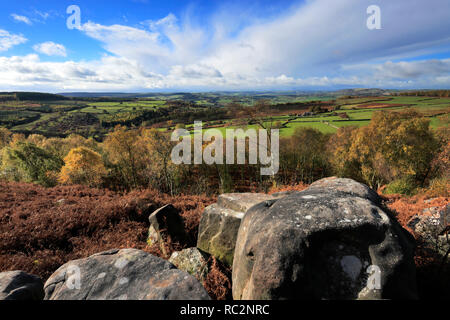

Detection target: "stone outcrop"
[169, 248, 210, 282]
[44, 249, 210, 300]
[0, 271, 44, 300]
[197, 193, 285, 266]
[232, 178, 418, 300]
[148, 204, 190, 255]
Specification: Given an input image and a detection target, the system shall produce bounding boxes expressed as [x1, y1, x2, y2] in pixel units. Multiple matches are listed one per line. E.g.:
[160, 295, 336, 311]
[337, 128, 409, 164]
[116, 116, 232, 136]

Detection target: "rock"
[409, 204, 449, 236]
[407, 204, 449, 256]
[440, 204, 449, 232]
[0, 271, 44, 300]
[44, 248, 210, 300]
[197, 193, 285, 266]
[169, 248, 210, 282]
[232, 180, 417, 300]
[407, 216, 422, 231]
[217, 193, 283, 213]
[307, 177, 382, 205]
[148, 204, 189, 255]
[409, 214, 442, 236]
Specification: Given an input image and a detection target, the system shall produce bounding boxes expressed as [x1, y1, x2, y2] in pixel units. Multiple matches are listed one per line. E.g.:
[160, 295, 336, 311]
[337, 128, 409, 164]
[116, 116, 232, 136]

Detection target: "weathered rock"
[407, 204, 449, 256]
[169, 248, 210, 282]
[408, 213, 441, 235]
[148, 204, 189, 254]
[440, 204, 449, 232]
[409, 204, 449, 236]
[217, 193, 283, 213]
[44, 248, 210, 300]
[197, 193, 285, 266]
[307, 177, 382, 205]
[0, 271, 44, 300]
[233, 180, 417, 300]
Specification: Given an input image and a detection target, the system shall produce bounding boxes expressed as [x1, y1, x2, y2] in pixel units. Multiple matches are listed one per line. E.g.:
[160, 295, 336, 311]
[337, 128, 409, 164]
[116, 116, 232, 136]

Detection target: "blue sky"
[0, 0, 449, 92]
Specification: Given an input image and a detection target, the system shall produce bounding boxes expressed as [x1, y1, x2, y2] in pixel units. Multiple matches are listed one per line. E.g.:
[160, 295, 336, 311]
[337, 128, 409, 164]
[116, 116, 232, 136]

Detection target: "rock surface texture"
[0, 271, 44, 300]
[232, 178, 418, 300]
[169, 247, 210, 282]
[408, 204, 449, 256]
[197, 193, 285, 266]
[44, 249, 210, 300]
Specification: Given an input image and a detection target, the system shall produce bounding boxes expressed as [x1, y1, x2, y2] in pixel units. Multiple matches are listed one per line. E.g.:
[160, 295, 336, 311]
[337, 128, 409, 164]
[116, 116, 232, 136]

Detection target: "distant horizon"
[1, 88, 444, 94]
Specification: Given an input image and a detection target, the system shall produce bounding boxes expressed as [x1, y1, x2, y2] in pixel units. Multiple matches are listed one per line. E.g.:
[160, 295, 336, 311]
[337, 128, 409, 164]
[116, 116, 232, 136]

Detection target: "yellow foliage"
[59, 147, 106, 187]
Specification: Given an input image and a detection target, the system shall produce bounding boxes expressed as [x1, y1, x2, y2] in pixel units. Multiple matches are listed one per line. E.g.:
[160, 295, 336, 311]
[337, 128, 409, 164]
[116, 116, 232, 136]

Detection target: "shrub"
[420, 177, 450, 198]
[1, 142, 63, 187]
[384, 177, 417, 195]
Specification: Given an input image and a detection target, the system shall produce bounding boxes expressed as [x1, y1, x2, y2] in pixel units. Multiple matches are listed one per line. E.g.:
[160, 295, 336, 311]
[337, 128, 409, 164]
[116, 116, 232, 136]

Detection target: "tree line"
[0, 110, 447, 196]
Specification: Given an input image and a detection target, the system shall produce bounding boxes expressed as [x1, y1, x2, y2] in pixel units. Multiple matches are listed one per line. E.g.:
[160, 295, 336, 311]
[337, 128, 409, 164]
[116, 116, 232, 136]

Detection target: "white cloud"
[374, 59, 450, 79]
[0, 54, 164, 91]
[0, 29, 27, 52]
[0, 54, 448, 92]
[33, 42, 67, 57]
[34, 10, 50, 20]
[11, 14, 32, 25]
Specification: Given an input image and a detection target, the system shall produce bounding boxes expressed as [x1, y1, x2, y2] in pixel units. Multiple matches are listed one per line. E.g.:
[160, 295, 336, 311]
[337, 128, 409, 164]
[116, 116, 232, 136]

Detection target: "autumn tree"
[102, 126, 149, 190]
[26, 134, 46, 146]
[279, 127, 332, 184]
[1, 142, 63, 186]
[0, 128, 12, 149]
[327, 126, 361, 180]
[143, 128, 181, 194]
[329, 111, 440, 189]
[59, 147, 107, 187]
[41, 134, 97, 159]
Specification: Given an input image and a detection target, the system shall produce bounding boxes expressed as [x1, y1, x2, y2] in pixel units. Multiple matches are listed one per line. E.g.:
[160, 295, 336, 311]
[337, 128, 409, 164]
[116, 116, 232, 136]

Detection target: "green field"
[0, 92, 448, 138]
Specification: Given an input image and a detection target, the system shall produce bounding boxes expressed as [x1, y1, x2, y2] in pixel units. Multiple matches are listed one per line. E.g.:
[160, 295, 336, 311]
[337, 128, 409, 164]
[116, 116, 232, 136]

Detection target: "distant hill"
[58, 92, 152, 98]
[332, 88, 395, 97]
[58, 89, 397, 99]
[0, 92, 69, 101]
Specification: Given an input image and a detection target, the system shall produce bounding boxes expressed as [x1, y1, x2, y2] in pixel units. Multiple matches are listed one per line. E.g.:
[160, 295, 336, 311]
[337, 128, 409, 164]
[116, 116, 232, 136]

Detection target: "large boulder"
[232, 179, 418, 300]
[0, 271, 44, 300]
[197, 193, 285, 266]
[44, 249, 210, 300]
[169, 248, 210, 282]
[307, 177, 382, 205]
[148, 204, 190, 255]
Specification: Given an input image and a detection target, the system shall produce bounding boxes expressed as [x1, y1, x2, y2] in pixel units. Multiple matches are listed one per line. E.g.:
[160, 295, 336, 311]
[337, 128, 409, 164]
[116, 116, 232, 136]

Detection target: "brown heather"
[0, 182, 234, 299]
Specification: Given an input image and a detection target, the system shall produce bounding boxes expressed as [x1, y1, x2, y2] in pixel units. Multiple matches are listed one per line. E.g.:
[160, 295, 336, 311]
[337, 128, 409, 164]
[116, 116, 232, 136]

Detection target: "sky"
[0, 0, 449, 92]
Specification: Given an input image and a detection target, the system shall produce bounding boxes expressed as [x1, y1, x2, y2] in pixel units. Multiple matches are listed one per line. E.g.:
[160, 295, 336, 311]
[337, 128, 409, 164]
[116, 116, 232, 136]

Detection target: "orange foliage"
[59, 147, 107, 187]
